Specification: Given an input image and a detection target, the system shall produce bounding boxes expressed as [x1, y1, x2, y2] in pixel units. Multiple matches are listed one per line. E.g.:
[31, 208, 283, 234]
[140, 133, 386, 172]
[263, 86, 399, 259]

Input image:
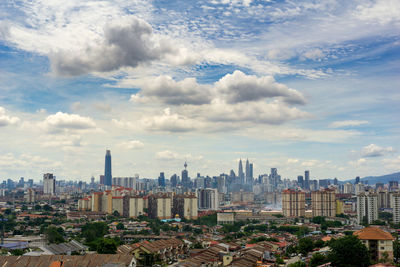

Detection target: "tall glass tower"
[105, 150, 112, 186]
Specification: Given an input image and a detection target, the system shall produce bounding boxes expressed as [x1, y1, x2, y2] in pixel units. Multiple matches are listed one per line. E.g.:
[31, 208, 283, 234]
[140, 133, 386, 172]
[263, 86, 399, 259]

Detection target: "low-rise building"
[354, 226, 394, 262]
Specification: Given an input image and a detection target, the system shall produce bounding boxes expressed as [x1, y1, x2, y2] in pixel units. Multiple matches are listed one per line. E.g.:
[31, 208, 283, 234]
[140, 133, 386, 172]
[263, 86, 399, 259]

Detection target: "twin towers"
[238, 158, 253, 184]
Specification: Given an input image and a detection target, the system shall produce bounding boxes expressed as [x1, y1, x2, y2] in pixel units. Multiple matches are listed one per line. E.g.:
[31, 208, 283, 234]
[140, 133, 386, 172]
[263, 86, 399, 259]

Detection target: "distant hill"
[342, 172, 400, 185]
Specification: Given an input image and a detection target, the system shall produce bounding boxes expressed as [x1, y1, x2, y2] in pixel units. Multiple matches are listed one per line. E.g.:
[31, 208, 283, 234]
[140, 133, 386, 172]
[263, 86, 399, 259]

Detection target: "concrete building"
[282, 189, 305, 217]
[231, 191, 254, 203]
[311, 188, 336, 217]
[197, 188, 219, 210]
[148, 194, 172, 220]
[24, 188, 36, 203]
[78, 197, 92, 211]
[343, 182, 354, 194]
[357, 191, 378, 224]
[392, 193, 400, 224]
[354, 226, 394, 262]
[173, 194, 198, 220]
[43, 173, 55, 195]
[129, 196, 144, 218]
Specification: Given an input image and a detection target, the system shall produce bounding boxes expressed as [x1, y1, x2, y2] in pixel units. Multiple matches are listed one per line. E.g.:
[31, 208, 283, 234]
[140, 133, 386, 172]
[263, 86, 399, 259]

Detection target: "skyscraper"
[43, 173, 55, 195]
[245, 159, 250, 183]
[238, 159, 244, 183]
[170, 174, 178, 187]
[182, 162, 189, 188]
[104, 150, 112, 186]
[305, 170, 310, 190]
[158, 172, 166, 187]
[249, 163, 253, 182]
[297, 175, 304, 189]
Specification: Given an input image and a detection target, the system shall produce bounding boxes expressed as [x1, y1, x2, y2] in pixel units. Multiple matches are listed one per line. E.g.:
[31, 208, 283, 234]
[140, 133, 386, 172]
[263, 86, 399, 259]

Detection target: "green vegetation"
[309, 253, 328, 267]
[379, 212, 393, 221]
[327, 235, 371, 267]
[191, 213, 217, 227]
[96, 238, 118, 254]
[45, 226, 65, 244]
[287, 261, 306, 267]
[297, 237, 314, 255]
[311, 216, 342, 230]
[243, 224, 269, 233]
[116, 222, 124, 230]
[394, 239, 400, 263]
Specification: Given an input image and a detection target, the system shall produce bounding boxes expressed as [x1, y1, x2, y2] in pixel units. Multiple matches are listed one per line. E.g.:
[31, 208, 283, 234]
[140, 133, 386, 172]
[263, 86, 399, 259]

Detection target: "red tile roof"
[354, 227, 394, 240]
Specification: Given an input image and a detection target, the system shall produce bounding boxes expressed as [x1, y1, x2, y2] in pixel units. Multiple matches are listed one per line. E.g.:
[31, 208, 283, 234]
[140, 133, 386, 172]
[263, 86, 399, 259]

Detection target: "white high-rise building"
[344, 182, 354, 194]
[357, 192, 378, 224]
[392, 194, 400, 224]
[43, 173, 55, 195]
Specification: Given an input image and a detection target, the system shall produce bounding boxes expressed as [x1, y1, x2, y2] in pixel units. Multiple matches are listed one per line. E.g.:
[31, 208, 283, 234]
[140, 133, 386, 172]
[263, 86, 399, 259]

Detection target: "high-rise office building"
[104, 150, 112, 186]
[245, 159, 250, 184]
[170, 174, 178, 187]
[297, 175, 304, 189]
[282, 189, 305, 217]
[158, 172, 166, 187]
[238, 159, 244, 183]
[304, 170, 310, 190]
[249, 163, 253, 182]
[182, 162, 189, 188]
[43, 173, 55, 195]
[357, 191, 378, 224]
[355, 176, 360, 184]
[311, 189, 336, 217]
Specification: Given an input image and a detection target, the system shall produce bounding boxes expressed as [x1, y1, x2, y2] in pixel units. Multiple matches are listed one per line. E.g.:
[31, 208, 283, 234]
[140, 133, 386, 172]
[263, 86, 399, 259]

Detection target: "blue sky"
[0, 0, 399, 181]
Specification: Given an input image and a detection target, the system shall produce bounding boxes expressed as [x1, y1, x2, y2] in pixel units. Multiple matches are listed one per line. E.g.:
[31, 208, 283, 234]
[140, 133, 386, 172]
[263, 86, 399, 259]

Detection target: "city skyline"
[0, 0, 399, 180]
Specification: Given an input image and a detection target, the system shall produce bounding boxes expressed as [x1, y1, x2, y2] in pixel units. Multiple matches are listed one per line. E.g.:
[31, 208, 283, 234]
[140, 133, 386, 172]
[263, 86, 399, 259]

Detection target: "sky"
[0, 0, 399, 182]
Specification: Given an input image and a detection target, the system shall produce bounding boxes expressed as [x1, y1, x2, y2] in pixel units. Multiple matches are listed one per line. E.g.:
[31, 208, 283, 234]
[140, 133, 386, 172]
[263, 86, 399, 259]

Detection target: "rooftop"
[354, 227, 394, 241]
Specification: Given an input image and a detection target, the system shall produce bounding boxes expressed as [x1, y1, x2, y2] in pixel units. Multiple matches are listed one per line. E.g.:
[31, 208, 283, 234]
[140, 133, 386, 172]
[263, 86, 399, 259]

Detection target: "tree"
[113, 210, 120, 217]
[81, 222, 109, 243]
[96, 238, 117, 254]
[288, 261, 306, 267]
[394, 239, 400, 263]
[298, 237, 314, 255]
[45, 226, 65, 244]
[314, 239, 325, 248]
[309, 253, 328, 267]
[10, 249, 24, 256]
[116, 223, 124, 230]
[43, 204, 53, 211]
[327, 235, 370, 267]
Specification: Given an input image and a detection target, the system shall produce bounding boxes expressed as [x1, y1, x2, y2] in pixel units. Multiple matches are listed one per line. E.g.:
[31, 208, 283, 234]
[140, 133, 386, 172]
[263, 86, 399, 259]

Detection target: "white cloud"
[382, 156, 400, 171]
[50, 16, 178, 76]
[301, 48, 324, 61]
[361, 144, 395, 157]
[214, 70, 306, 105]
[118, 140, 144, 149]
[129, 75, 212, 105]
[139, 108, 202, 132]
[155, 150, 203, 161]
[41, 112, 96, 133]
[329, 120, 369, 128]
[355, 0, 400, 25]
[0, 107, 20, 127]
